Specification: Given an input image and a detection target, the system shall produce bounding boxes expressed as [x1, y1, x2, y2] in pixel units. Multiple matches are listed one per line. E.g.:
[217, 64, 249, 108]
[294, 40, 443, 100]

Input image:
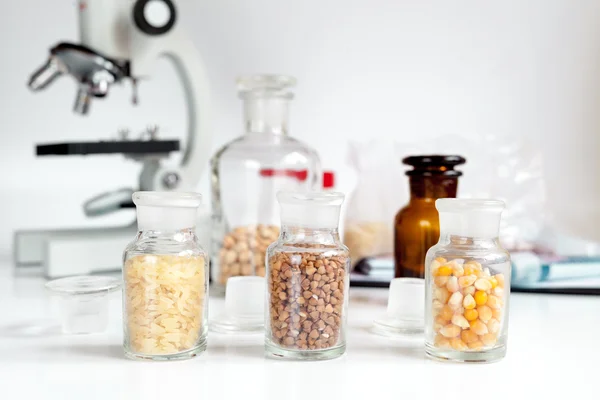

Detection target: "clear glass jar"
[425, 199, 510, 363]
[210, 75, 321, 293]
[265, 192, 350, 360]
[122, 192, 209, 361]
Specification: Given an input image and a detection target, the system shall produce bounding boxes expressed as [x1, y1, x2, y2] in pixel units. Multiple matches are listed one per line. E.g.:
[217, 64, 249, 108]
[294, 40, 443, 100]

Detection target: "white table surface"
[1, 259, 598, 400]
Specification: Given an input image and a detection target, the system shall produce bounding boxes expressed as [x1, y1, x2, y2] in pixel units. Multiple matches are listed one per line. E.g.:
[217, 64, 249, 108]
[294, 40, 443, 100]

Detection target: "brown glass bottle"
[394, 155, 466, 278]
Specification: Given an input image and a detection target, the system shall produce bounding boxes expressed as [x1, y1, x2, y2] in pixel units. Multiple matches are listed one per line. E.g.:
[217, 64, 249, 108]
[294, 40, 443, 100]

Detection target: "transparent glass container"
[395, 155, 465, 279]
[122, 192, 209, 361]
[211, 75, 321, 293]
[265, 192, 350, 360]
[425, 199, 510, 363]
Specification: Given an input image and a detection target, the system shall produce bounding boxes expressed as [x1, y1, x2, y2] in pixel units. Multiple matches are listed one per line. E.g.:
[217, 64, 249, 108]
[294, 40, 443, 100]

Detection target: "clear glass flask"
[425, 199, 510, 363]
[265, 192, 350, 360]
[211, 75, 321, 293]
[122, 192, 209, 361]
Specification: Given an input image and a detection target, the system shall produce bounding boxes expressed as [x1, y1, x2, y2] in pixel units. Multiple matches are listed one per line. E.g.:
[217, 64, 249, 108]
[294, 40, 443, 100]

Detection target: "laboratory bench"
[0, 258, 598, 399]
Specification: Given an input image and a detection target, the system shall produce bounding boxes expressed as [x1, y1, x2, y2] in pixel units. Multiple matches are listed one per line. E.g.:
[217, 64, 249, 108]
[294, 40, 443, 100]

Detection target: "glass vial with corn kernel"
[425, 199, 510, 363]
[122, 192, 209, 361]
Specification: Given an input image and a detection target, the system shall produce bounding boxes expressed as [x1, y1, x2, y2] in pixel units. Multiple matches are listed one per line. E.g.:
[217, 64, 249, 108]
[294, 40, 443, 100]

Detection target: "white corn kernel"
[440, 324, 461, 338]
[474, 278, 492, 291]
[448, 292, 464, 309]
[451, 314, 470, 329]
[446, 276, 459, 293]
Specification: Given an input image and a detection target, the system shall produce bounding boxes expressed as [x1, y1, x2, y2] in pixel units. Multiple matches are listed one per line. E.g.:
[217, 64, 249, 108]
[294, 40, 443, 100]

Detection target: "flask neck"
[438, 211, 501, 239]
[409, 176, 459, 202]
[244, 96, 290, 135]
[136, 227, 197, 242]
[280, 226, 341, 245]
[439, 234, 500, 249]
[136, 205, 198, 232]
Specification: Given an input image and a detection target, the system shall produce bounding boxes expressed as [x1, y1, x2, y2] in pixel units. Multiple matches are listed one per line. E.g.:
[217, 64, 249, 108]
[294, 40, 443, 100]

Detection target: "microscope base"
[14, 226, 136, 278]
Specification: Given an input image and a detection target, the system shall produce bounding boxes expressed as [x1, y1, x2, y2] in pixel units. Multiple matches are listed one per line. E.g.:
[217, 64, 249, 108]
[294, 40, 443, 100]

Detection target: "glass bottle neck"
[136, 227, 197, 241]
[439, 234, 500, 249]
[244, 96, 290, 135]
[408, 176, 459, 202]
[280, 226, 341, 245]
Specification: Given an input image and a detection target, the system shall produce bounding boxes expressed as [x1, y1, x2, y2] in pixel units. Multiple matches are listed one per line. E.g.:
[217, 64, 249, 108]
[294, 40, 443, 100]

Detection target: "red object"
[323, 171, 335, 189]
[79, 2, 87, 11]
[259, 168, 308, 181]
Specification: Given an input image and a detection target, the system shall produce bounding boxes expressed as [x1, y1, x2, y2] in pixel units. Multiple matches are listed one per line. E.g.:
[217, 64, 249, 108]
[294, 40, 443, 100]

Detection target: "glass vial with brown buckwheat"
[265, 191, 350, 360]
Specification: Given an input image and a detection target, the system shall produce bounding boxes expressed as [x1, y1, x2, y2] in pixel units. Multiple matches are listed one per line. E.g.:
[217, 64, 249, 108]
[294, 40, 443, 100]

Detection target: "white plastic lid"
[45, 276, 121, 335]
[45, 276, 121, 296]
[210, 276, 265, 334]
[373, 278, 425, 336]
[277, 191, 345, 229]
[133, 191, 202, 231]
[436, 199, 505, 239]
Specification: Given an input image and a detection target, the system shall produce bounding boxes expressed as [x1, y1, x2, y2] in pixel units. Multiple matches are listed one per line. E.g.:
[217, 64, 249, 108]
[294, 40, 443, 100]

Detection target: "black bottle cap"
[402, 155, 466, 176]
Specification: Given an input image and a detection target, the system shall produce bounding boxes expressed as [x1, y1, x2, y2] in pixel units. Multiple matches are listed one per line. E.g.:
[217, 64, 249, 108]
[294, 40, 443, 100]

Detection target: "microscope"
[14, 0, 212, 278]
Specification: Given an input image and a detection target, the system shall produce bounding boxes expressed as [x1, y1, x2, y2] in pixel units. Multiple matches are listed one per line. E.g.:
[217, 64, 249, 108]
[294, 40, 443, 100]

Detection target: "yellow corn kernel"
[492, 308, 502, 320]
[481, 333, 497, 346]
[468, 340, 484, 350]
[495, 273, 505, 287]
[458, 275, 477, 288]
[474, 278, 492, 291]
[461, 329, 479, 344]
[450, 338, 468, 351]
[434, 276, 449, 287]
[434, 265, 453, 277]
[462, 294, 476, 310]
[487, 295, 502, 309]
[434, 333, 451, 348]
[490, 277, 498, 289]
[463, 266, 475, 276]
[439, 305, 454, 321]
[446, 276, 459, 293]
[464, 308, 479, 321]
[474, 290, 488, 306]
[477, 305, 492, 322]
[487, 318, 500, 334]
[463, 286, 476, 296]
[435, 316, 448, 327]
[432, 299, 444, 313]
[440, 324, 461, 338]
[469, 319, 489, 335]
[435, 257, 448, 264]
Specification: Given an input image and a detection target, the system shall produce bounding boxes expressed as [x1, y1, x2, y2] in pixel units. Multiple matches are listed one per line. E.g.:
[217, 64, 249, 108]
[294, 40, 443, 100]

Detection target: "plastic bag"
[343, 141, 406, 265]
[343, 134, 546, 265]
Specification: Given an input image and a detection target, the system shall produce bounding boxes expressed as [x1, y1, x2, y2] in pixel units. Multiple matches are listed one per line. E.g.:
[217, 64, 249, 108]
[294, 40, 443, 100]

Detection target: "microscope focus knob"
[133, 0, 176, 36]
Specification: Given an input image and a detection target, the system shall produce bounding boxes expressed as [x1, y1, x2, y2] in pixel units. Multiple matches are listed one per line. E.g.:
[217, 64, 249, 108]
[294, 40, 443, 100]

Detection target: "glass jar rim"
[436, 198, 505, 213]
[237, 74, 296, 99]
[277, 191, 344, 206]
[132, 191, 202, 208]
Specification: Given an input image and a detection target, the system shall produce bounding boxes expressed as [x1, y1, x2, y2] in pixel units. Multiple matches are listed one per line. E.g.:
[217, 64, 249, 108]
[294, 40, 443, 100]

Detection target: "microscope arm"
[163, 40, 212, 191]
[129, 12, 211, 192]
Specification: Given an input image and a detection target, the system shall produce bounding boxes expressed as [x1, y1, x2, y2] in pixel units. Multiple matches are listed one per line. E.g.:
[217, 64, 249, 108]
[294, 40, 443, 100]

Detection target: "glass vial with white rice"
[122, 192, 209, 361]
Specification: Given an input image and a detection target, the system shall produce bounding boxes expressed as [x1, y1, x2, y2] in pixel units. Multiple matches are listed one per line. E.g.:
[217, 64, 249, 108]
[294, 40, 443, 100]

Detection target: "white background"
[1, 0, 600, 256]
